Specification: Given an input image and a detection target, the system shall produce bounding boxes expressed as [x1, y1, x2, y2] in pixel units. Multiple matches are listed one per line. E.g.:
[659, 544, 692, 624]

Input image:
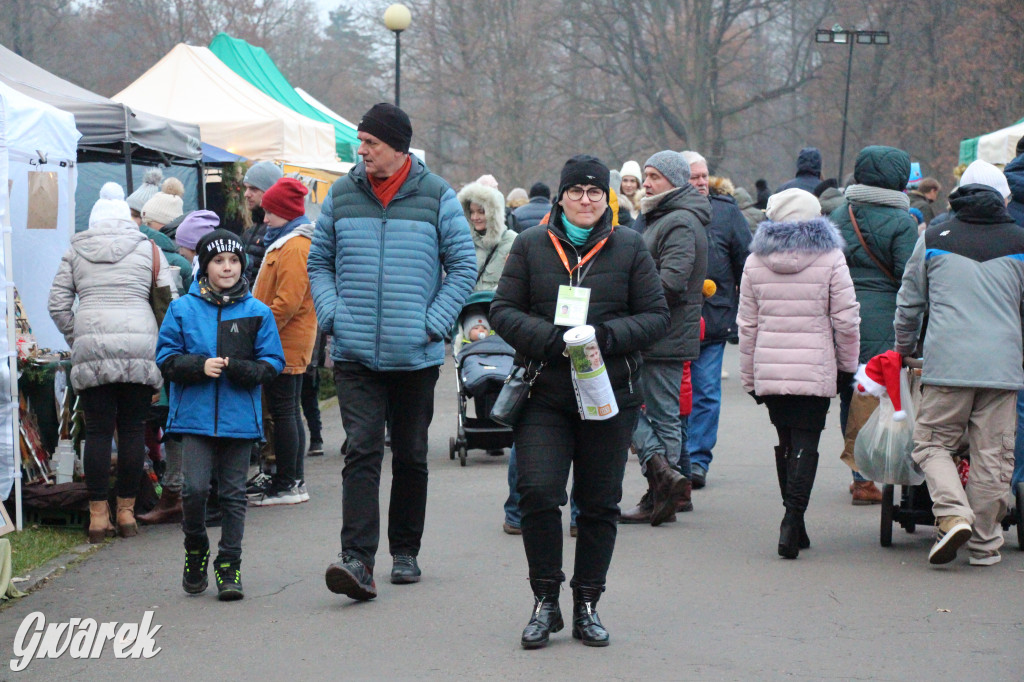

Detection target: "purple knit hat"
[175, 210, 221, 250]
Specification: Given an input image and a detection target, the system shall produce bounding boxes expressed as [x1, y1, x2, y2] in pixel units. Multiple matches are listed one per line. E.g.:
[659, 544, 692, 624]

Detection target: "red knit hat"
[855, 351, 906, 421]
[261, 177, 308, 221]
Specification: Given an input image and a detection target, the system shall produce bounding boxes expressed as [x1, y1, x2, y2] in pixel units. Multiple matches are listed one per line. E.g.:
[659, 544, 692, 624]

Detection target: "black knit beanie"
[196, 229, 246, 277]
[558, 155, 610, 198]
[357, 103, 413, 153]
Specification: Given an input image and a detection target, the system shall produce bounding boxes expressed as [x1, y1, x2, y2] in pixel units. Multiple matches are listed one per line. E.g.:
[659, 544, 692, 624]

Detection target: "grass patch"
[7, 525, 85, 577]
[317, 367, 335, 401]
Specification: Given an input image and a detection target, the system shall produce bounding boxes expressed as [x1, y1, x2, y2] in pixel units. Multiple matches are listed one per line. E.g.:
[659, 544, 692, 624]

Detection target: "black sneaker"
[307, 440, 324, 457]
[690, 465, 707, 490]
[325, 555, 377, 600]
[214, 558, 244, 601]
[182, 545, 209, 594]
[390, 554, 421, 584]
[246, 471, 272, 497]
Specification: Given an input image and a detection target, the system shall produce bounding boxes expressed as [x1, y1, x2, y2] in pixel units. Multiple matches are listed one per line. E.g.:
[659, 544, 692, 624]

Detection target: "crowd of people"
[46, 101, 1024, 647]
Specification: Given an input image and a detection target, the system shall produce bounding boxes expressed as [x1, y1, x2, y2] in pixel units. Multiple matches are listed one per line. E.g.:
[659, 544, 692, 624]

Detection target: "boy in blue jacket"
[157, 229, 285, 600]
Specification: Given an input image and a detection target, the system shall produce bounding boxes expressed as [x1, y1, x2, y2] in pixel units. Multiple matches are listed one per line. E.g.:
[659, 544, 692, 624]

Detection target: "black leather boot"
[571, 584, 609, 646]
[774, 446, 809, 549]
[521, 579, 563, 649]
[779, 449, 819, 559]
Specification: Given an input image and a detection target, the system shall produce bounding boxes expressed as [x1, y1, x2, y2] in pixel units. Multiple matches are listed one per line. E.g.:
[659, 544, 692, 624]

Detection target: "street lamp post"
[383, 4, 412, 108]
[815, 27, 890, 182]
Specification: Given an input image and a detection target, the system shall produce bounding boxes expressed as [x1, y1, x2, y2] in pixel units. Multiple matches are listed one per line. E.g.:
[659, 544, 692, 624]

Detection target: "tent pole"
[124, 142, 134, 194]
[2, 196, 20, 530]
[198, 160, 206, 209]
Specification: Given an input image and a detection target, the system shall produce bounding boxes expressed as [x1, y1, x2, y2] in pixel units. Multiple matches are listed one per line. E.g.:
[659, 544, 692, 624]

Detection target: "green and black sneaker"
[214, 558, 244, 601]
[182, 545, 210, 595]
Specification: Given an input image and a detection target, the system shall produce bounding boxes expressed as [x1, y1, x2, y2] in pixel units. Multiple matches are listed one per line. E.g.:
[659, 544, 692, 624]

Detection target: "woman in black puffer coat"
[490, 155, 669, 650]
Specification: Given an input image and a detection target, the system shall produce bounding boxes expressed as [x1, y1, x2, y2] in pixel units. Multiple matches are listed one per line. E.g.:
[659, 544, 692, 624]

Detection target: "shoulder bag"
[149, 240, 173, 326]
[849, 205, 898, 284]
[490, 361, 544, 427]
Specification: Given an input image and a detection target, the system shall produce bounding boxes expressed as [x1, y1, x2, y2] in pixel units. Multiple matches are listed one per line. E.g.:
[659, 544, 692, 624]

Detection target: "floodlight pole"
[838, 38, 855, 183]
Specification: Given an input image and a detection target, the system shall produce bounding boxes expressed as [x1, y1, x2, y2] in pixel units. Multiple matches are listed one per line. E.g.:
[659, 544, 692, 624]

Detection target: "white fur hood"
[457, 182, 506, 249]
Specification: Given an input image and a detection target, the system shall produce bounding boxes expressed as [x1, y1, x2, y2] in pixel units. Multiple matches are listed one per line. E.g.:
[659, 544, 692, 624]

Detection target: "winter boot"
[779, 449, 818, 559]
[137, 489, 182, 525]
[571, 584, 609, 647]
[521, 578, 563, 649]
[646, 452, 687, 526]
[676, 477, 693, 513]
[182, 536, 210, 594]
[87, 500, 115, 543]
[214, 557, 244, 601]
[116, 497, 138, 538]
[620, 488, 654, 524]
[774, 446, 809, 549]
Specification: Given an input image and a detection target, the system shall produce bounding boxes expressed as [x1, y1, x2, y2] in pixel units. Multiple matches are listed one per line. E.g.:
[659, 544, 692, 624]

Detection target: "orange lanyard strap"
[547, 228, 613, 286]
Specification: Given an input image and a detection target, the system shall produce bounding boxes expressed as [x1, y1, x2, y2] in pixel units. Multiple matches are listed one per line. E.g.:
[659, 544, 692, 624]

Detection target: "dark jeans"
[504, 444, 579, 527]
[513, 401, 638, 588]
[301, 364, 323, 443]
[266, 372, 305, 483]
[181, 435, 251, 561]
[334, 362, 439, 570]
[80, 382, 152, 501]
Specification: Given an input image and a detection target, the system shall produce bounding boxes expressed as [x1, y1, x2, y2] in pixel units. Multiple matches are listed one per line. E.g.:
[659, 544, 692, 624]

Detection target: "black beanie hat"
[196, 229, 246, 277]
[528, 181, 550, 200]
[357, 103, 413, 153]
[558, 155, 610, 199]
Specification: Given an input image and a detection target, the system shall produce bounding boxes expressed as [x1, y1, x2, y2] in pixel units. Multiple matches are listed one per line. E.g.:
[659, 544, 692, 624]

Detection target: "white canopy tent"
[0, 81, 81, 528]
[976, 120, 1024, 165]
[114, 45, 337, 165]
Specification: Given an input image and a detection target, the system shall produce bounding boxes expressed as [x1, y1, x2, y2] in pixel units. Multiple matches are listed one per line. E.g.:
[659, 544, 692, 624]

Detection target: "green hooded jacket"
[829, 146, 919, 363]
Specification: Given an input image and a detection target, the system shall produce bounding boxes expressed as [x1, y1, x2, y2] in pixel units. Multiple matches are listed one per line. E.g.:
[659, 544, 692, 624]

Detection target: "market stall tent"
[0, 81, 81, 527]
[959, 117, 1024, 165]
[114, 44, 336, 165]
[209, 33, 359, 163]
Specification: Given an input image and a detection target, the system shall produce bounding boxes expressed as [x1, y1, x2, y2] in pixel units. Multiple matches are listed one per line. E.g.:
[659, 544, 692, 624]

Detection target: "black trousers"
[334, 362, 439, 570]
[266, 373, 305, 483]
[80, 382, 152, 501]
[513, 400, 638, 588]
[301, 363, 323, 443]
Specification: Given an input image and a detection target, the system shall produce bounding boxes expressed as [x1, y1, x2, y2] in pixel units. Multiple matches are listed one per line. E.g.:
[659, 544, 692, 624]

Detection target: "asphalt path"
[2, 345, 1022, 680]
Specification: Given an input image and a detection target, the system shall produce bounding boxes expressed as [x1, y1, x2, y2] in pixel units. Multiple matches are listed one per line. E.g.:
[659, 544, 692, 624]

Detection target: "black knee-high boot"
[774, 446, 810, 550]
[521, 579, 563, 649]
[779, 449, 818, 559]
[571, 584, 609, 647]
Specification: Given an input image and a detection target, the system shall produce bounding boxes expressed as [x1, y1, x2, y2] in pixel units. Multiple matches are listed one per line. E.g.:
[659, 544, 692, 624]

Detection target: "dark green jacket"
[829, 146, 918, 363]
[140, 225, 193, 294]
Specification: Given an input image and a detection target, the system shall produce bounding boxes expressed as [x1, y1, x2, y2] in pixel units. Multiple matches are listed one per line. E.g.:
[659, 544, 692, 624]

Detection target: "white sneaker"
[969, 551, 1001, 566]
[296, 480, 309, 503]
[249, 481, 303, 506]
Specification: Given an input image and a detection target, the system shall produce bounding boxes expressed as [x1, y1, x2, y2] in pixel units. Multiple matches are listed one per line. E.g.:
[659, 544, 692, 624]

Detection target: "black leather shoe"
[390, 554, 421, 584]
[572, 585, 609, 646]
[325, 555, 377, 600]
[521, 579, 563, 649]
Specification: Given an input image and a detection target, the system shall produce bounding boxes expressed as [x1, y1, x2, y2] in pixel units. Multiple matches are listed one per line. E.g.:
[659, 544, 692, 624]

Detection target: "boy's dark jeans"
[333, 362, 439, 570]
[181, 435, 251, 560]
[266, 373, 305, 482]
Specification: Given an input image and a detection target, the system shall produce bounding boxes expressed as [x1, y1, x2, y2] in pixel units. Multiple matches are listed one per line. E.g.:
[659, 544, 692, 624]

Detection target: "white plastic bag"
[853, 368, 925, 486]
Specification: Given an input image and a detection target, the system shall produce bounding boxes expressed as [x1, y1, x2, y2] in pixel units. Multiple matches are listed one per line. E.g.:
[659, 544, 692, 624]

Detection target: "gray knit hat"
[644, 151, 690, 188]
[243, 161, 283, 192]
[126, 168, 163, 213]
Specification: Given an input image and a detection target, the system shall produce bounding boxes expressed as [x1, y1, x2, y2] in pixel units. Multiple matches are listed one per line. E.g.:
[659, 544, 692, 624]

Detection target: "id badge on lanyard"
[548, 229, 612, 327]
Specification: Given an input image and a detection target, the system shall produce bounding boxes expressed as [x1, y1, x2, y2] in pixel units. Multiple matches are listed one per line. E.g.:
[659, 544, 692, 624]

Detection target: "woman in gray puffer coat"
[48, 183, 177, 542]
[458, 181, 517, 292]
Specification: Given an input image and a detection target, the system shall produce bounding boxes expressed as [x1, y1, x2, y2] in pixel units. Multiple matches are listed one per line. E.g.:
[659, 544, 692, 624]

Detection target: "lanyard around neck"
[547, 228, 613, 287]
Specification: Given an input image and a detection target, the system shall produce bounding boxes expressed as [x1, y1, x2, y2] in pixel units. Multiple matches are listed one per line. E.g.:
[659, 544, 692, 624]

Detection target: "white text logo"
[10, 611, 162, 672]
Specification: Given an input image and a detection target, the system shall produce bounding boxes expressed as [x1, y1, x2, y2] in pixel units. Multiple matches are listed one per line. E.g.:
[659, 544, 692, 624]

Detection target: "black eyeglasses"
[565, 186, 605, 201]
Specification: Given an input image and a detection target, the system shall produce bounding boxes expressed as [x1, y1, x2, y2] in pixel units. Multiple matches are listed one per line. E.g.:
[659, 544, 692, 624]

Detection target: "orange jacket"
[252, 223, 317, 374]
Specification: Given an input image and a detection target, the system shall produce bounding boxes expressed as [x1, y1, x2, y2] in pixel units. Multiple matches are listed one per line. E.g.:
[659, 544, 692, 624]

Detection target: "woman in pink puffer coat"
[737, 188, 860, 560]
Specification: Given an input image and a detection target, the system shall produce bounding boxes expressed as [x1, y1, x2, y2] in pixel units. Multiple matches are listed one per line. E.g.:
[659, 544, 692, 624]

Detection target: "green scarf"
[560, 214, 591, 247]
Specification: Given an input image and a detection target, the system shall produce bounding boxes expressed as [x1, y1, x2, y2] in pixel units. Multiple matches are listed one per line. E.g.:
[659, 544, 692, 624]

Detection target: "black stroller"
[448, 291, 515, 466]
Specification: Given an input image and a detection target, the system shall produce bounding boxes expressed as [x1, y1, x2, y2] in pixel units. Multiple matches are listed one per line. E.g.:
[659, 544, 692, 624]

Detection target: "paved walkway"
[1, 346, 1021, 680]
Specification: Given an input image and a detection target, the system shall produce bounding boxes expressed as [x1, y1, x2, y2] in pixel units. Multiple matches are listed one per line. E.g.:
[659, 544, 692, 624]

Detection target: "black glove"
[748, 390, 764, 405]
[223, 359, 278, 389]
[160, 354, 209, 385]
[837, 370, 856, 394]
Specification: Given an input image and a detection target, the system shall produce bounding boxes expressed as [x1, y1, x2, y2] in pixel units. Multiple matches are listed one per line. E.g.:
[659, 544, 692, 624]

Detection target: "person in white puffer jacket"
[48, 182, 178, 543]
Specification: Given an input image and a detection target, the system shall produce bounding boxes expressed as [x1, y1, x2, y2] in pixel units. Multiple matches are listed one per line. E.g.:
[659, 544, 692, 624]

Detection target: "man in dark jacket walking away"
[622, 151, 711, 525]
[777, 147, 823, 194]
[681, 151, 752, 489]
[513, 182, 553, 231]
[894, 165, 1024, 567]
[309, 103, 476, 601]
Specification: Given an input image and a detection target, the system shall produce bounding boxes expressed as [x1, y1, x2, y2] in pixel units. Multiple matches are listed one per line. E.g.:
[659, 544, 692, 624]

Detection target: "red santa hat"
[854, 351, 906, 421]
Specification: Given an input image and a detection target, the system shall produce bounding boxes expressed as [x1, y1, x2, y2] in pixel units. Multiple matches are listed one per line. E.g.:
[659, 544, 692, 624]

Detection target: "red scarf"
[368, 156, 412, 207]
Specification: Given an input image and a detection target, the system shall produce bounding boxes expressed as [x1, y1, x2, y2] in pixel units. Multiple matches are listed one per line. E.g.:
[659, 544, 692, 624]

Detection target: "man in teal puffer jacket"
[830, 145, 918, 502]
[308, 103, 476, 601]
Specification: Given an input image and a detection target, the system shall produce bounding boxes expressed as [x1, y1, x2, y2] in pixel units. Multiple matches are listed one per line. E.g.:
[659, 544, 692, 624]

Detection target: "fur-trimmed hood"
[709, 176, 735, 197]
[751, 216, 845, 274]
[457, 182, 506, 250]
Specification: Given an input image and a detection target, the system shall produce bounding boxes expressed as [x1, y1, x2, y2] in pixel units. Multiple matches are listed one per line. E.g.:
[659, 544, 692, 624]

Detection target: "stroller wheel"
[879, 484, 894, 548]
[459, 444, 468, 467]
[449, 437, 456, 460]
